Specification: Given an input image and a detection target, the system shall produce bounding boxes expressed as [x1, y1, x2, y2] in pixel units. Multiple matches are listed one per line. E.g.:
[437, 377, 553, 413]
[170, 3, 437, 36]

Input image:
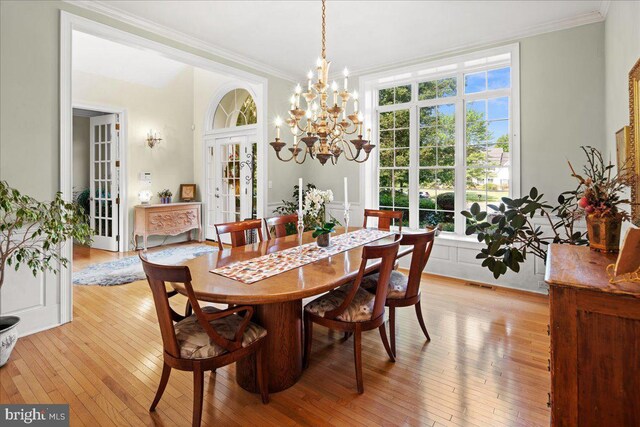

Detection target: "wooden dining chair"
[140, 254, 269, 427]
[264, 214, 299, 240]
[361, 229, 436, 357]
[214, 218, 264, 251]
[303, 238, 400, 394]
[363, 209, 404, 232]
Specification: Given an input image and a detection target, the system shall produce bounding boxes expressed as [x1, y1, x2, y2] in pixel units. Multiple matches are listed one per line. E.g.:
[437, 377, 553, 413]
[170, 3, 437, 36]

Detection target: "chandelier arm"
[341, 139, 360, 161]
[274, 150, 296, 162]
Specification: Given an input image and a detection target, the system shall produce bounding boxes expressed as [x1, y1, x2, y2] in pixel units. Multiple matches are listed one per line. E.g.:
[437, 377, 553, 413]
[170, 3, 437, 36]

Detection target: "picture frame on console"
[180, 183, 197, 202]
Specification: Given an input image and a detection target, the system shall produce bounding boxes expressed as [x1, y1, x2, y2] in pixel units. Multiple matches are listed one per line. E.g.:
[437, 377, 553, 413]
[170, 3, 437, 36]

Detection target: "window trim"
[360, 43, 520, 237]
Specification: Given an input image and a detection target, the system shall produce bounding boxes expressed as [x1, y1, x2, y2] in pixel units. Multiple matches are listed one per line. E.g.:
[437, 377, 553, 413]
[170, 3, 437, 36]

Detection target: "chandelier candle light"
[270, 0, 374, 165]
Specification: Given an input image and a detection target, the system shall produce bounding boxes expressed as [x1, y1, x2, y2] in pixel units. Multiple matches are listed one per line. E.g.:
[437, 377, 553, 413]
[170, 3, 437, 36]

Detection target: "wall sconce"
[146, 129, 162, 148]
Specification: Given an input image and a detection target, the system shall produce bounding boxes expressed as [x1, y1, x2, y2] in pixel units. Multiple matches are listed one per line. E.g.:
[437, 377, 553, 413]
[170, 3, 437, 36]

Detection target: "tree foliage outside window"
[375, 61, 512, 234]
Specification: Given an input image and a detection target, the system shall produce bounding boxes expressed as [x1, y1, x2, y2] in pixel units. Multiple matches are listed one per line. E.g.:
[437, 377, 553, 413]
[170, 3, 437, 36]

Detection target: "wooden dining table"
[173, 227, 410, 393]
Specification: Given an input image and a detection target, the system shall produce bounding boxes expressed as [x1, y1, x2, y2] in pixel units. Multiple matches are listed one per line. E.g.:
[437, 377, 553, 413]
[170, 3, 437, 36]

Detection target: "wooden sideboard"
[134, 202, 203, 250]
[545, 244, 640, 427]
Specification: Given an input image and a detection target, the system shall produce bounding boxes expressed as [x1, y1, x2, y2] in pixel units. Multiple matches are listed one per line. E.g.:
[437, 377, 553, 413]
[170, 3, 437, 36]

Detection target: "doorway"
[72, 107, 125, 253]
[204, 87, 260, 242]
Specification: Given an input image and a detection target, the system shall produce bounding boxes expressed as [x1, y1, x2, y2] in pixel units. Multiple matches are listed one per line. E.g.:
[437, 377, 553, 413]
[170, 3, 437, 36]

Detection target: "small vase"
[317, 233, 330, 247]
[586, 213, 622, 253]
[0, 316, 20, 367]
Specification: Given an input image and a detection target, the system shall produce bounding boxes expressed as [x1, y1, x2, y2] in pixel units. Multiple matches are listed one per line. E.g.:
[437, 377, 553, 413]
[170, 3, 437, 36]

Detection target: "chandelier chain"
[321, 0, 326, 59]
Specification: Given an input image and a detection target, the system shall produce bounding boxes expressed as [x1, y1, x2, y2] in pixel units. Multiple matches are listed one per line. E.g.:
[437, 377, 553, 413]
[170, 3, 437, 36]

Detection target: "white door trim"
[74, 102, 128, 253]
[60, 10, 269, 327]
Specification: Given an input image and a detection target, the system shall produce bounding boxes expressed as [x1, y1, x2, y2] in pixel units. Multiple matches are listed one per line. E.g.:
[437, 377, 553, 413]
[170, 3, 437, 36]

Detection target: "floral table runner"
[210, 228, 393, 284]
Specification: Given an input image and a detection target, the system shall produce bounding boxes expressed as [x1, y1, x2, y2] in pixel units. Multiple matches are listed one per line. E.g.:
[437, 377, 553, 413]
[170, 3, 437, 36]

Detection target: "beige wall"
[72, 116, 90, 193]
[73, 68, 196, 247]
[604, 1, 640, 159]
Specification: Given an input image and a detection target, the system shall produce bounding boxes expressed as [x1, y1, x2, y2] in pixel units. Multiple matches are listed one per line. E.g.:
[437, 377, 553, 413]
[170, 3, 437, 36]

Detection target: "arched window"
[213, 89, 257, 129]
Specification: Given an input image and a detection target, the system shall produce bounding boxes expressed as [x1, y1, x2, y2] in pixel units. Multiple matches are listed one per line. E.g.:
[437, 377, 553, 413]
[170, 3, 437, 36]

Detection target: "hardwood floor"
[0, 245, 551, 426]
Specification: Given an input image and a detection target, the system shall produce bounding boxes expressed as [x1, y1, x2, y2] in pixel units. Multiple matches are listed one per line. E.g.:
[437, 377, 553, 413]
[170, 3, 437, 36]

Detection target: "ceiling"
[73, 31, 190, 88]
[71, 1, 609, 82]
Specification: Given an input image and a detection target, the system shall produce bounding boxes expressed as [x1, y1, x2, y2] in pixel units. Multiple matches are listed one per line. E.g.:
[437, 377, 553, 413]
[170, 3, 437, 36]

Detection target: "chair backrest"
[398, 229, 436, 299]
[324, 237, 401, 322]
[140, 253, 244, 358]
[363, 209, 403, 232]
[264, 214, 298, 240]
[139, 253, 192, 359]
[214, 218, 264, 250]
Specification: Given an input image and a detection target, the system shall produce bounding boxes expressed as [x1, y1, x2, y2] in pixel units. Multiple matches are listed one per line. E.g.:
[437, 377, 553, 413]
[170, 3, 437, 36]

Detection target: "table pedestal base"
[236, 299, 303, 393]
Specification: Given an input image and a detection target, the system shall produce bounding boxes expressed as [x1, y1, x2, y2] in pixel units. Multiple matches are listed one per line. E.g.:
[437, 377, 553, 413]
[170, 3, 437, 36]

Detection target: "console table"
[134, 202, 203, 250]
[545, 244, 639, 426]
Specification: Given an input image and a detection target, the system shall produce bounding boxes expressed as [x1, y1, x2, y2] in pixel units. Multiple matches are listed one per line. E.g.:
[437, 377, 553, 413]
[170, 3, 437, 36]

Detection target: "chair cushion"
[304, 284, 376, 322]
[361, 270, 408, 299]
[174, 306, 266, 359]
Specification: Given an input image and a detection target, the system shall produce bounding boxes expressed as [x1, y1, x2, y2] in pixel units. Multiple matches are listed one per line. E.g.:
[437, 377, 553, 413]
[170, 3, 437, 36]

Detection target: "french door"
[89, 114, 120, 251]
[205, 133, 257, 242]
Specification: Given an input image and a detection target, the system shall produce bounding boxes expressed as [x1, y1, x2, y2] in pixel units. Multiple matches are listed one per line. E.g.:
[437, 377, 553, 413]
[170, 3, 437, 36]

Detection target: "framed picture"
[616, 126, 631, 182]
[179, 184, 196, 201]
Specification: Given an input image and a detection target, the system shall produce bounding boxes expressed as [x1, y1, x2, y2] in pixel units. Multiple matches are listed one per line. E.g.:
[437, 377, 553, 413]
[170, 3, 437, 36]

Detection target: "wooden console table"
[545, 244, 639, 426]
[134, 202, 203, 250]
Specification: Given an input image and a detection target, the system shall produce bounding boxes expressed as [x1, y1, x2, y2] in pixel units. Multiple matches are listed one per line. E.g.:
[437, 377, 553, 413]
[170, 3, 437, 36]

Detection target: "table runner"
[210, 228, 393, 284]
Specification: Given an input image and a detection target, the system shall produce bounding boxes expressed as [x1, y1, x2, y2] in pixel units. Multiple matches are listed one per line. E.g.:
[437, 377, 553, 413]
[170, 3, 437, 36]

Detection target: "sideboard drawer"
[147, 208, 199, 234]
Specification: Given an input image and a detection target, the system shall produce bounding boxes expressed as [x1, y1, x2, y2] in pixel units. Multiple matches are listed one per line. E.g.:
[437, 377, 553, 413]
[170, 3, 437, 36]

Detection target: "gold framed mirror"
[630, 58, 640, 226]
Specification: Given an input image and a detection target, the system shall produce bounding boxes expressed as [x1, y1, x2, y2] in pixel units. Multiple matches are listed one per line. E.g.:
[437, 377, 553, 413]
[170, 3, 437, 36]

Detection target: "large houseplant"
[0, 181, 92, 366]
[461, 146, 629, 279]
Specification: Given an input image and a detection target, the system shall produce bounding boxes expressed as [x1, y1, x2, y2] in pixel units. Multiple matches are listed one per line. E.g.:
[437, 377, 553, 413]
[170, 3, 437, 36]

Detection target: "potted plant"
[313, 222, 336, 247]
[568, 146, 630, 252]
[158, 189, 172, 204]
[0, 181, 92, 367]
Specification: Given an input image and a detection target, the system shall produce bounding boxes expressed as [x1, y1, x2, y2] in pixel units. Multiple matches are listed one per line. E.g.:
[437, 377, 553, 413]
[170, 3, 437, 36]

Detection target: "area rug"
[73, 245, 216, 286]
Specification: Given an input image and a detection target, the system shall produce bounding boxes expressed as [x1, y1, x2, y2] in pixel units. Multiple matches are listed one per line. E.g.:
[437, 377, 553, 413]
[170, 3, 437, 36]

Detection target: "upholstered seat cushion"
[174, 306, 266, 359]
[304, 285, 376, 322]
[361, 270, 408, 299]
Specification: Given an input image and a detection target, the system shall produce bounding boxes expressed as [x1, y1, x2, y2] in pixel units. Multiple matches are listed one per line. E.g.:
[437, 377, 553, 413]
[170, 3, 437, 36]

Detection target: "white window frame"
[360, 43, 520, 239]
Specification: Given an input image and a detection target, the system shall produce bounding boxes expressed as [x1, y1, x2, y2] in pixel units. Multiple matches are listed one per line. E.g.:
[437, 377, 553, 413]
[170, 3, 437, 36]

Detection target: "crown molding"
[64, 0, 297, 82]
[599, 1, 611, 19]
[330, 9, 607, 80]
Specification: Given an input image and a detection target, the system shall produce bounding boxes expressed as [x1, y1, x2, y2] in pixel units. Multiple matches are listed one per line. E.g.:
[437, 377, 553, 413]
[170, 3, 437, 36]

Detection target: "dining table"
[173, 227, 411, 393]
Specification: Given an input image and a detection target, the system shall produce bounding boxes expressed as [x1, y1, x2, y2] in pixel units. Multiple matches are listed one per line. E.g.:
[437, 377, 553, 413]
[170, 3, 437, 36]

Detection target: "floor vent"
[465, 282, 495, 290]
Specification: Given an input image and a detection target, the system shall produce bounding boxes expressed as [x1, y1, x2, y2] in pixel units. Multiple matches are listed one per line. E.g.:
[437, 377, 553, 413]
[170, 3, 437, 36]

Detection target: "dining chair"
[303, 238, 400, 394]
[263, 214, 299, 240]
[140, 254, 269, 427]
[361, 229, 436, 357]
[362, 209, 404, 232]
[214, 218, 264, 251]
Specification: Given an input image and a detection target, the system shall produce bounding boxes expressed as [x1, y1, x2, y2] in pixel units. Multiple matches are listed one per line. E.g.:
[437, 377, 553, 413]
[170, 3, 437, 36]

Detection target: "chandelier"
[269, 0, 374, 165]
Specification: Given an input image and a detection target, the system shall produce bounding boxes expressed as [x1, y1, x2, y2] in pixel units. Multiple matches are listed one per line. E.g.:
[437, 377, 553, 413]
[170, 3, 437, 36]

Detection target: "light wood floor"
[0, 244, 551, 426]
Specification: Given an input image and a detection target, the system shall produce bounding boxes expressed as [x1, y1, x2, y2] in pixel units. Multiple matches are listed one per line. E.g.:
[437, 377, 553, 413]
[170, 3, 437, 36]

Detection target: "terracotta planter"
[0, 316, 20, 367]
[317, 233, 330, 247]
[586, 213, 622, 253]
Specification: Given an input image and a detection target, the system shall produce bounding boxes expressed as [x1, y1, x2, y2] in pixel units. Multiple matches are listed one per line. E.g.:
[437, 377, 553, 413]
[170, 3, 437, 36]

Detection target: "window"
[369, 46, 519, 236]
[213, 89, 257, 129]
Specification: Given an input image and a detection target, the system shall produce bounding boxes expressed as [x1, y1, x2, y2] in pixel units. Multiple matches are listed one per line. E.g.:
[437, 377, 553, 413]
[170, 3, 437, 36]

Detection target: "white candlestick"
[344, 177, 348, 208]
[298, 178, 303, 213]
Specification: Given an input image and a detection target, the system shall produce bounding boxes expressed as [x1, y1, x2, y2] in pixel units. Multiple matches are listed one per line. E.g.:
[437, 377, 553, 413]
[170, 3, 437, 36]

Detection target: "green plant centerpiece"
[313, 222, 336, 248]
[0, 181, 92, 366]
[274, 183, 340, 234]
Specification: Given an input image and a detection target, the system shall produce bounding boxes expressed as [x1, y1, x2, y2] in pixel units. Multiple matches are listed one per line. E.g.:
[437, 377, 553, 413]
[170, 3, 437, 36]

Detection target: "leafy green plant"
[157, 189, 172, 198]
[312, 222, 336, 238]
[0, 181, 93, 287]
[461, 185, 588, 279]
[274, 183, 340, 233]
